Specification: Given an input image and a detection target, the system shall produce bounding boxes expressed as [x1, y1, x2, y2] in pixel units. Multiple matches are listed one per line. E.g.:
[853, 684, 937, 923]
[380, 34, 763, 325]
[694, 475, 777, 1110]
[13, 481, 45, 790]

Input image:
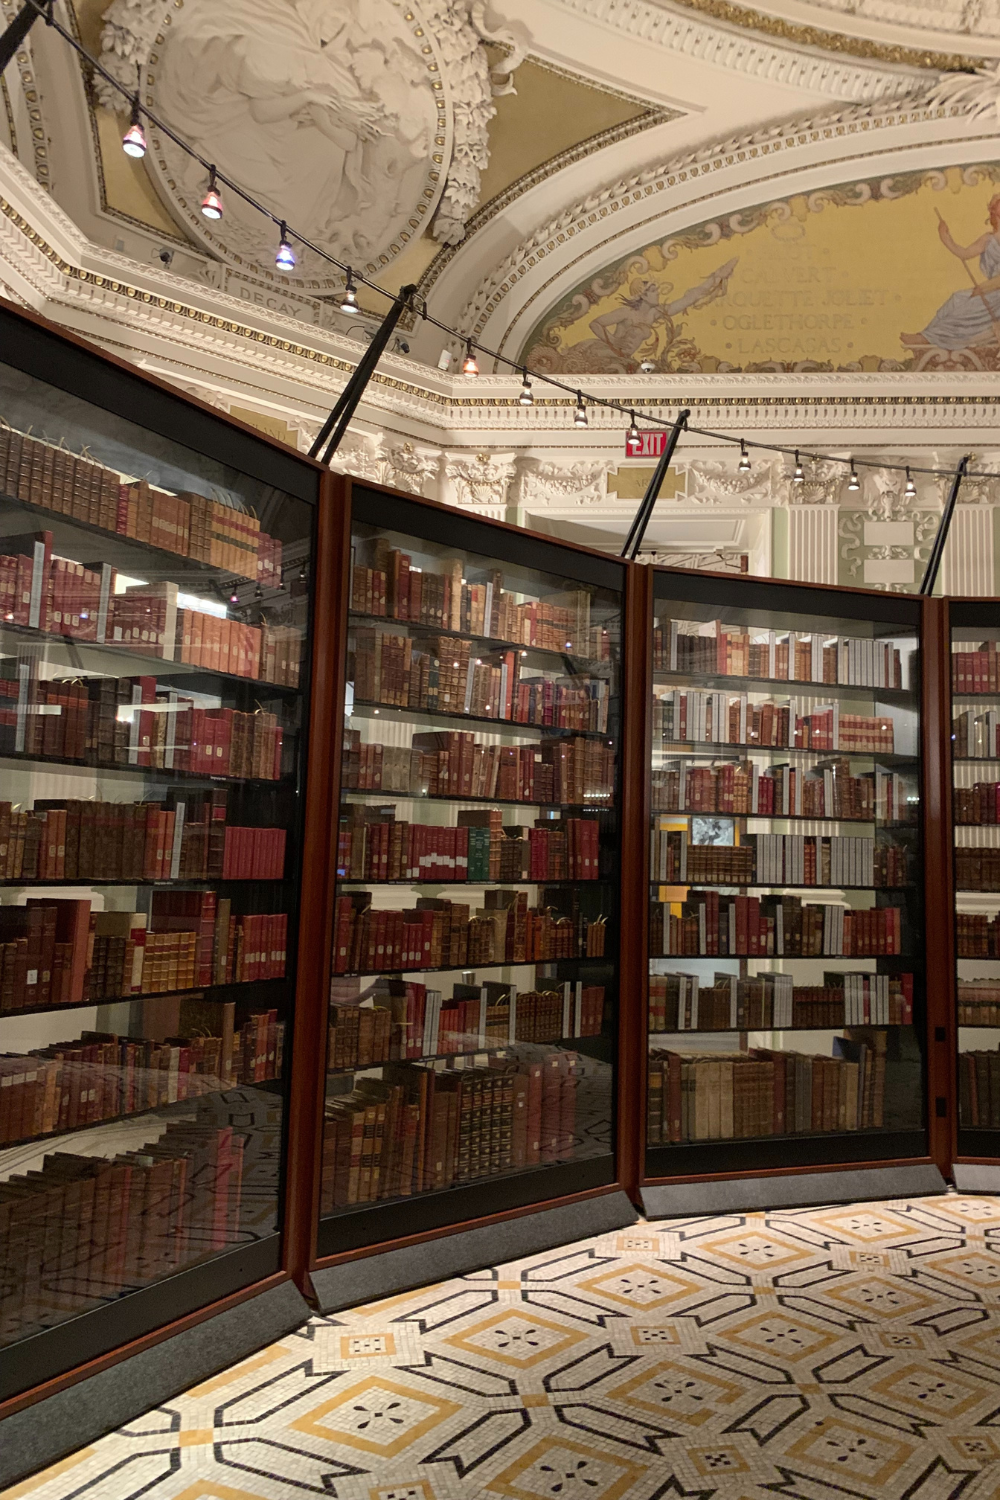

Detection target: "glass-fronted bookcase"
[642, 572, 927, 1181]
[316, 483, 626, 1258]
[949, 601, 1000, 1162]
[0, 303, 321, 1403]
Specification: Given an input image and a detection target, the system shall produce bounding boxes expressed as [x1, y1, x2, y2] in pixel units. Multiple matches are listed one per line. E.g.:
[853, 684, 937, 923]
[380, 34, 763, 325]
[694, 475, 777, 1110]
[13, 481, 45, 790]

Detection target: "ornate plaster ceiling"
[661, 0, 1000, 57]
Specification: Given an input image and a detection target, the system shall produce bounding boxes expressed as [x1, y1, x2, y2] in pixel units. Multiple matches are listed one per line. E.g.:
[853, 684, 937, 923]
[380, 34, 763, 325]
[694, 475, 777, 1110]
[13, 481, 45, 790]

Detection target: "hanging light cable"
[792, 451, 805, 484]
[200, 166, 224, 220]
[738, 440, 751, 473]
[518, 369, 533, 406]
[275, 222, 295, 271]
[462, 339, 479, 377]
[122, 95, 146, 158]
[574, 392, 588, 427]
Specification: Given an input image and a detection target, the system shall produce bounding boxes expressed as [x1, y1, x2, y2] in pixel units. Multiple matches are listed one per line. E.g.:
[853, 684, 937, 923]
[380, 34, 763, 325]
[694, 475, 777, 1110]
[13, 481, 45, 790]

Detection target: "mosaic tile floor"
[13, 1193, 1000, 1500]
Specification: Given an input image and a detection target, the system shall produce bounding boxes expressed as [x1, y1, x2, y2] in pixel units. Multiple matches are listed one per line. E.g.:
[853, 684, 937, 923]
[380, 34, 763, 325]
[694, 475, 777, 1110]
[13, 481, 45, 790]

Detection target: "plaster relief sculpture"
[99, 0, 523, 284]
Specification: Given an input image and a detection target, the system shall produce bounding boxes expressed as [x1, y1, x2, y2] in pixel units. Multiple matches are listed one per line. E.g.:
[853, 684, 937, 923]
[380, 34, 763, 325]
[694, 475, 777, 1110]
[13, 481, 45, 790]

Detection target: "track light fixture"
[122, 96, 146, 158]
[275, 222, 295, 271]
[627, 413, 640, 453]
[738, 440, 751, 473]
[462, 339, 479, 377]
[792, 451, 805, 484]
[574, 392, 588, 427]
[905, 467, 917, 498]
[518, 370, 533, 406]
[848, 461, 860, 492]
[200, 167, 223, 220]
[339, 269, 359, 314]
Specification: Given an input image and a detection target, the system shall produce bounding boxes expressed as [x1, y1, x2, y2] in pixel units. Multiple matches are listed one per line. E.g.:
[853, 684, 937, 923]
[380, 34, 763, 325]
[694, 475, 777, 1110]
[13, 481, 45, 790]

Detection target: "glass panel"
[951, 621, 1000, 1140]
[0, 356, 313, 1360]
[646, 581, 924, 1167]
[320, 497, 622, 1240]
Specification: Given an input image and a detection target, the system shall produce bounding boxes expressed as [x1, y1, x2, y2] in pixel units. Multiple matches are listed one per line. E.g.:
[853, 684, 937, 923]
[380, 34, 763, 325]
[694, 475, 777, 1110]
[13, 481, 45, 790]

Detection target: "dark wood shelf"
[348, 610, 614, 675]
[0, 975, 289, 1020]
[350, 699, 613, 742]
[0, 875, 287, 887]
[0, 746, 294, 789]
[0, 1074, 283, 1156]
[337, 877, 608, 888]
[648, 880, 914, 892]
[653, 667, 914, 701]
[334, 956, 610, 979]
[342, 789, 613, 813]
[654, 740, 916, 765]
[649, 1022, 913, 1037]
[645, 1128, 926, 1176]
[0, 615, 299, 698]
[654, 807, 913, 827]
[326, 1032, 614, 1080]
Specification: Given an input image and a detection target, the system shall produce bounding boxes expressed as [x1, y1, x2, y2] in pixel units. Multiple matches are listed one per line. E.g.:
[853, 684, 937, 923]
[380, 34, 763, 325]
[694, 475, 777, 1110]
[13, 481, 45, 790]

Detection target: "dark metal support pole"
[0, 0, 51, 75]
[920, 455, 970, 596]
[309, 283, 416, 464]
[620, 408, 689, 560]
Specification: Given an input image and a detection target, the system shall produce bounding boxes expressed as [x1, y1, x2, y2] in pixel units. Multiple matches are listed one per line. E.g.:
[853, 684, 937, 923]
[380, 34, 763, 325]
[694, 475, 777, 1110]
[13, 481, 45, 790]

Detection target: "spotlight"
[519, 370, 533, 406]
[626, 413, 640, 453]
[792, 451, 804, 485]
[848, 460, 860, 492]
[122, 97, 146, 159]
[905, 467, 916, 498]
[574, 392, 588, 428]
[275, 222, 295, 271]
[462, 339, 479, 377]
[738, 440, 751, 473]
[339, 269, 359, 314]
[200, 167, 224, 220]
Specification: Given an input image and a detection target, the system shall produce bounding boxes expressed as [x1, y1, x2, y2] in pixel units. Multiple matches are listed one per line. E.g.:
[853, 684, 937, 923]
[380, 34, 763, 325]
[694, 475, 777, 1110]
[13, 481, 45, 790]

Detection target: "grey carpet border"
[641, 1163, 946, 1217]
[313, 1191, 638, 1312]
[0, 1279, 310, 1490]
[954, 1164, 1000, 1193]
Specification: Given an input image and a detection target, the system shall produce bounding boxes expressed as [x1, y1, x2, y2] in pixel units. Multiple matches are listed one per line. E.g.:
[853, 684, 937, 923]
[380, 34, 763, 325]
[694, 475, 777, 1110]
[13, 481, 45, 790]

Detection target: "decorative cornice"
[541, 0, 929, 96]
[653, 0, 980, 71]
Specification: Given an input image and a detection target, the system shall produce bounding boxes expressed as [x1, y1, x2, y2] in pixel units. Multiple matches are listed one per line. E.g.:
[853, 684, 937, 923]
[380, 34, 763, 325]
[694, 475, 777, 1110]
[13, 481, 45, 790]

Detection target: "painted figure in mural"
[531, 259, 738, 373]
[902, 196, 1000, 350]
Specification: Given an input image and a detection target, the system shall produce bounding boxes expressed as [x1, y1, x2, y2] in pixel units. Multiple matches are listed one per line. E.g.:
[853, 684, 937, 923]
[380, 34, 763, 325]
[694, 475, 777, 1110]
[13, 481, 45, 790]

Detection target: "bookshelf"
[641, 572, 928, 1189]
[0, 303, 324, 1406]
[949, 602, 1000, 1167]
[316, 482, 627, 1260]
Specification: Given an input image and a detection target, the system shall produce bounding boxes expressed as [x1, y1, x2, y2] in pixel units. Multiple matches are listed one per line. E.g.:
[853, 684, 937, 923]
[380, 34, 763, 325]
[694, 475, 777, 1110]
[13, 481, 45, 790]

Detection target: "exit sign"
[626, 431, 667, 457]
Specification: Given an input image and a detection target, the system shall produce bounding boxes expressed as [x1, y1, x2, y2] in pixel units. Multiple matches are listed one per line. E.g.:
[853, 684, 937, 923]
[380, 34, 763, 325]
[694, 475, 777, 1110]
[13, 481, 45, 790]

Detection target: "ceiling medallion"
[97, 0, 523, 290]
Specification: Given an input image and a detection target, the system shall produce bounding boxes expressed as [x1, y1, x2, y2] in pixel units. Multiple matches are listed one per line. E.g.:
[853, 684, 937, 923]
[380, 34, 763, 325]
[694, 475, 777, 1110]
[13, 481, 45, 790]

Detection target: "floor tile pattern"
[11, 1193, 1000, 1500]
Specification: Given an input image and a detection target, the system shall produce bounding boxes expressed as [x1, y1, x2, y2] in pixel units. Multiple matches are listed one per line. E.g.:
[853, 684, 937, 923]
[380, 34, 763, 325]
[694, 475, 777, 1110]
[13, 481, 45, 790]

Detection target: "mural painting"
[520, 165, 1000, 374]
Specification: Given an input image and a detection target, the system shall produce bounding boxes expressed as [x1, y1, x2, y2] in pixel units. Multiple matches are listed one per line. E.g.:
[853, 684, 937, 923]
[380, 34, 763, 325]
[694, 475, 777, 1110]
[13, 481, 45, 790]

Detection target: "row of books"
[650, 831, 908, 889]
[651, 760, 912, 823]
[954, 847, 1000, 892]
[955, 784, 1000, 825]
[1, 672, 285, 780]
[352, 630, 609, 735]
[342, 729, 614, 806]
[0, 895, 288, 1011]
[0, 1011, 284, 1146]
[956, 913, 1000, 958]
[321, 1049, 582, 1209]
[952, 644, 1000, 695]
[351, 540, 607, 660]
[0, 534, 301, 684]
[0, 424, 281, 580]
[957, 984, 1000, 1026]
[655, 692, 894, 755]
[0, 1114, 249, 1344]
[337, 806, 600, 884]
[648, 971, 913, 1031]
[328, 980, 605, 1067]
[650, 891, 903, 957]
[333, 889, 607, 974]
[654, 619, 903, 688]
[959, 1049, 1000, 1127]
[952, 711, 1000, 761]
[647, 1029, 889, 1142]
[0, 793, 286, 882]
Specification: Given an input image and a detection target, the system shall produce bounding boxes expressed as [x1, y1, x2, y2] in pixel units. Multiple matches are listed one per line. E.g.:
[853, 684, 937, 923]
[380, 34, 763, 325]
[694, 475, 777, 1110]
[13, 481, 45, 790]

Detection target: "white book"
[478, 985, 488, 1049]
[574, 980, 583, 1038]
[169, 800, 186, 881]
[562, 981, 572, 1038]
[508, 985, 518, 1044]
